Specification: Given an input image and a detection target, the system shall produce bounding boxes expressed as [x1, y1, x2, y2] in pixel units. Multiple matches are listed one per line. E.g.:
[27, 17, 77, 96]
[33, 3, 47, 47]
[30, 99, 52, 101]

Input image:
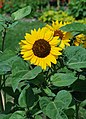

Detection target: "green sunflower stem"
[75, 99, 80, 119]
[57, 0, 60, 10]
[1, 26, 7, 111]
[0, 75, 6, 111]
[3, 75, 6, 110]
[0, 76, 4, 112]
[1, 27, 7, 52]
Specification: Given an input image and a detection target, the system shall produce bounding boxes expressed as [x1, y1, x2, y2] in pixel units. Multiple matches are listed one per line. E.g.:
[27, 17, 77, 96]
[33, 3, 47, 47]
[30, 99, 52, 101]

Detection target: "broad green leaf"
[53, 101, 66, 110]
[9, 111, 25, 119]
[50, 73, 77, 87]
[64, 108, 75, 118]
[18, 86, 28, 107]
[11, 66, 42, 91]
[0, 23, 4, 32]
[11, 70, 28, 92]
[35, 115, 42, 119]
[63, 46, 86, 71]
[46, 102, 60, 119]
[0, 50, 15, 61]
[0, 14, 5, 21]
[79, 107, 86, 119]
[43, 87, 55, 97]
[60, 22, 86, 35]
[8, 21, 18, 28]
[12, 57, 28, 72]
[0, 64, 11, 75]
[5, 102, 13, 114]
[11, 6, 31, 20]
[39, 97, 51, 114]
[0, 114, 11, 119]
[59, 112, 68, 119]
[2, 86, 15, 97]
[0, 14, 5, 31]
[30, 73, 45, 86]
[55, 90, 72, 108]
[46, 102, 68, 119]
[22, 66, 42, 80]
[0, 50, 17, 66]
[26, 87, 35, 108]
[40, 96, 69, 119]
[18, 86, 35, 108]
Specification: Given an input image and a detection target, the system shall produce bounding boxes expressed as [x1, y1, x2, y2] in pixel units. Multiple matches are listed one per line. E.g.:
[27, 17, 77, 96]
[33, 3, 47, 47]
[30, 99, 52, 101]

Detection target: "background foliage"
[68, 0, 86, 19]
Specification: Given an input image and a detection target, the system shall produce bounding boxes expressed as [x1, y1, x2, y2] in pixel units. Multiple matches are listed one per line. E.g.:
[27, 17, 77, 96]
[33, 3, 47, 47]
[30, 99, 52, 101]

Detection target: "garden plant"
[0, 1, 86, 119]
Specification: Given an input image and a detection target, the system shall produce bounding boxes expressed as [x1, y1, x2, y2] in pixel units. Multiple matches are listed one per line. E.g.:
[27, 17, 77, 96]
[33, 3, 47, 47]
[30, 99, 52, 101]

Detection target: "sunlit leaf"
[43, 87, 55, 97]
[18, 86, 28, 107]
[9, 111, 25, 119]
[35, 115, 42, 119]
[46, 102, 68, 119]
[11, 6, 31, 20]
[50, 73, 77, 87]
[63, 46, 86, 71]
[0, 64, 11, 75]
[39, 97, 51, 114]
[60, 22, 86, 35]
[11, 70, 28, 92]
[55, 90, 72, 108]
[22, 66, 42, 80]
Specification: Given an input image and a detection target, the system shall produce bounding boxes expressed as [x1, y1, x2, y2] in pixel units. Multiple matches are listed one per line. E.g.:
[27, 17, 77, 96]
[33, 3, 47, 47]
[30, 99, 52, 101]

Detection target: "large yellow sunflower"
[74, 34, 86, 48]
[45, 20, 72, 49]
[19, 28, 62, 70]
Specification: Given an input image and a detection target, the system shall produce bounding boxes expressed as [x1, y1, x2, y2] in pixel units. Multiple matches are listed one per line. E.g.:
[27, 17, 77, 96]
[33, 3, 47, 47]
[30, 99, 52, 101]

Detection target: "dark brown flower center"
[32, 39, 51, 58]
[54, 30, 63, 39]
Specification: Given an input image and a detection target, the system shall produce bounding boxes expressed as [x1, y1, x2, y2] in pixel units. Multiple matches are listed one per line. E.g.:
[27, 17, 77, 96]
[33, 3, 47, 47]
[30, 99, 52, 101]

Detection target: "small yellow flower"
[74, 34, 86, 48]
[19, 28, 62, 70]
[45, 20, 72, 49]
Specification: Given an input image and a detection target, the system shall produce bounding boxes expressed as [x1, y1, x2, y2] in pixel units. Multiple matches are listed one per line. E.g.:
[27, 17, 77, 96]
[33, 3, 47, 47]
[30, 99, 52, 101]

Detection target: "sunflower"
[45, 20, 72, 49]
[74, 34, 86, 48]
[19, 28, 62, 70]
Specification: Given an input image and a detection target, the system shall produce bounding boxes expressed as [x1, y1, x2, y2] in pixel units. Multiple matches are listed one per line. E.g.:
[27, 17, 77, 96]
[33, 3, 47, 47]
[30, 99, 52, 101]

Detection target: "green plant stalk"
[2, 27, 7, 52]
[75, 100, 80, 119]
[0, 92, 4, 111]
[0, 76, 4, 111]
[57, 0, 60, 9]
[3, 75, 6, 110]
[0, 75, 6, 111]
[1, 27, 7, 111]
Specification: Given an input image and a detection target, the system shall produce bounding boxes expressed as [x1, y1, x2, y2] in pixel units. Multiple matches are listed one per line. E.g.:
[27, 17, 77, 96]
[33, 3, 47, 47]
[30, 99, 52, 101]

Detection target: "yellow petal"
[46, 24, 54, 31]
[30, 56, 37, 64]
[19, 40, 28, 45]
[38, 58, 42, 67]
[49, 37, 60, 46]
[35, 58, 40, 66]
[23, 54, 33, 60]
[22, 50, 33, 58]
[65, 42, 70, 46]
[41, 59, 46, 70]
[50, 47, 62, 56]
[21, 44, 32, 50]
[47, 54, 57, 64]
[31, 29, 37, 35]
[44, 57, 51, 67]
[25, 33, 35, 44]
[59, 41, 65, 49]
[44, 30, 53, 41]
